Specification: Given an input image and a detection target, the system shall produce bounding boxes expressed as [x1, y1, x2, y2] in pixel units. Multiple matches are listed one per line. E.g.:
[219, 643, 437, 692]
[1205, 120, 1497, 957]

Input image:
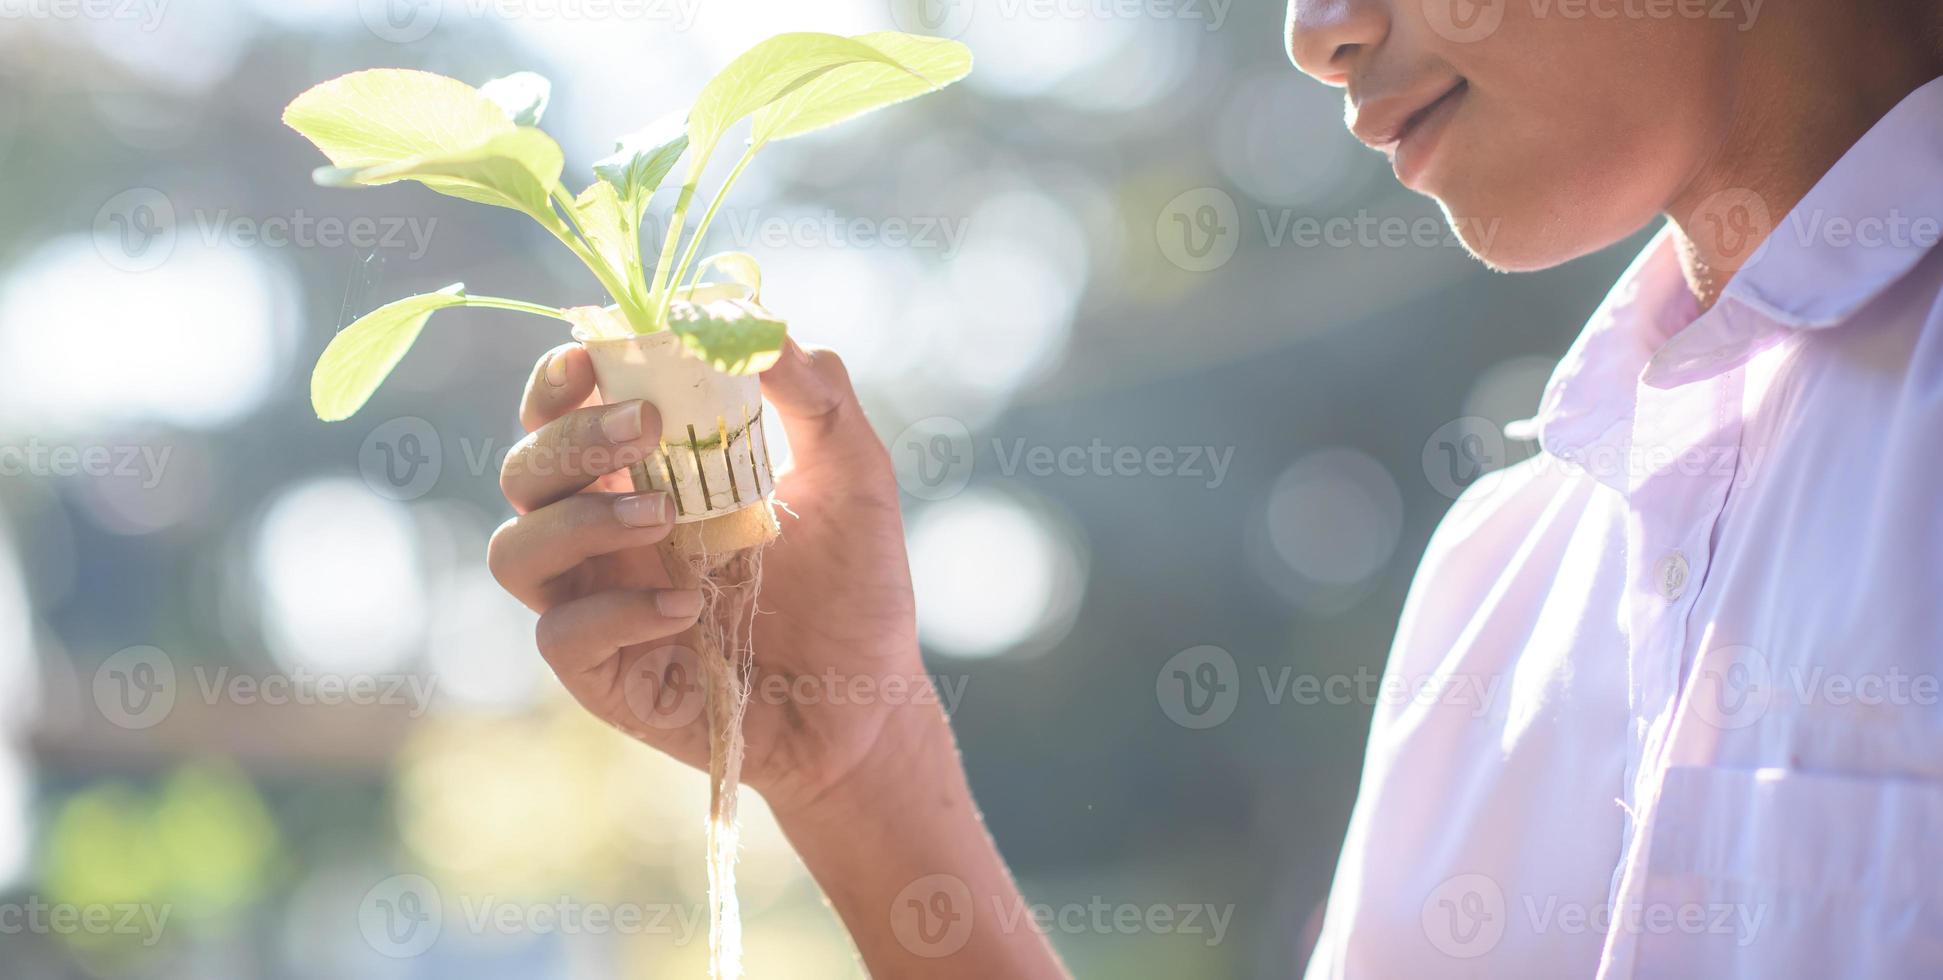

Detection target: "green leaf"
[666, 292, 787, 374]
[685, 32, 910, 176]
[693, 251, 763, 300]
[480, 71, 552, 126]
[572, 180, 638, 294]
[593, 112, 688, 219]
[652, 33, 948, 313]
[284, 69, 513, 170]
[311, 285, 468, 421]
[318, 127, 566, 219]
[751, 33, 971, 145]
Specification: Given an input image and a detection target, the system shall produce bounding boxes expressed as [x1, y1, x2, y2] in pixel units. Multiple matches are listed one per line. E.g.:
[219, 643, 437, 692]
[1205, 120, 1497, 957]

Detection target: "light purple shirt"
[1306, 77, 1943, 978]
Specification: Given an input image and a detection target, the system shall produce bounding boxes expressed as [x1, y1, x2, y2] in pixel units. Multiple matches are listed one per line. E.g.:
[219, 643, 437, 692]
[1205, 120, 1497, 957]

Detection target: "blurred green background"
[0, 0, 1648, 975]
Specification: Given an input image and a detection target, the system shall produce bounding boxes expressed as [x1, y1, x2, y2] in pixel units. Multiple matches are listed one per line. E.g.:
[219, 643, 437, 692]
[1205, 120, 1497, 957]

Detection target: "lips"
[1348, 78, 1468, 188]
[1349, 78, 1468, 150]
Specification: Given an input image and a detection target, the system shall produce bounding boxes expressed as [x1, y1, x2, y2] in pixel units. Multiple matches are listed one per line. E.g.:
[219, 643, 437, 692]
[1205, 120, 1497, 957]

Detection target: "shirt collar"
[1718, 74, 1943, 331]
[1531, 74, 1943, 481]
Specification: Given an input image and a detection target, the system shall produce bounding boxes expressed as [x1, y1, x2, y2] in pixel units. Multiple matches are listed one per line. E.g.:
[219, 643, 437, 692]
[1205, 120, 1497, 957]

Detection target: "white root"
[661, 504, 778, 980]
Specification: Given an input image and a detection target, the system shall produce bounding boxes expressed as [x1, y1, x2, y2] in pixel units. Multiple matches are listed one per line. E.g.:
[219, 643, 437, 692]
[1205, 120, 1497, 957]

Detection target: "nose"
[1286, 0, 1391, 86]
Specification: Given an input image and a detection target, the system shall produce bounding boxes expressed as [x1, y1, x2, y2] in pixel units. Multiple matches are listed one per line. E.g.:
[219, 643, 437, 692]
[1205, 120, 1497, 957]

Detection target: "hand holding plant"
[491, 336, 933, 820]
[493, 340, 1065, 980]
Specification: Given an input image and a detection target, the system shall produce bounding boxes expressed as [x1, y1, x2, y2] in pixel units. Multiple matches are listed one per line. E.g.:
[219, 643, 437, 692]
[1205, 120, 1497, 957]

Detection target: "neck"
[1666, 11, 1943, 311]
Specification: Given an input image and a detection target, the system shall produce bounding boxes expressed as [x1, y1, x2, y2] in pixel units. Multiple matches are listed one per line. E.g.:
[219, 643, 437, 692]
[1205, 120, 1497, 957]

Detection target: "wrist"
[768, 684, 1071, 979]
[775, 693, 960, 839]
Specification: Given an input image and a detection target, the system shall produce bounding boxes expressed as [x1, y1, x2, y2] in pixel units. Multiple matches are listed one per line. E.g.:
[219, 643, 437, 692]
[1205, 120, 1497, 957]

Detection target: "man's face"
[1287, 0, 1754, 270]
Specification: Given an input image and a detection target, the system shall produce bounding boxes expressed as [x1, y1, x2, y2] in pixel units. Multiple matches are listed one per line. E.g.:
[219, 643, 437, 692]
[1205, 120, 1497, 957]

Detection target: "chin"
[1430, 193, 1649, 274]
[1423, 150, 1674, 273]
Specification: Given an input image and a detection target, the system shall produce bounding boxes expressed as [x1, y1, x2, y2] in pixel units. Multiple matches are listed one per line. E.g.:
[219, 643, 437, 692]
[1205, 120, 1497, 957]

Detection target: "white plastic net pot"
[571, 286, 776, 523]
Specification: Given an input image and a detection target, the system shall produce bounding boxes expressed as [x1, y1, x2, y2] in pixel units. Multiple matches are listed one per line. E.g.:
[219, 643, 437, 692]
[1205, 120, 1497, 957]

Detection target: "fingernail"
[601, 402, 644, 443]
[544, 350, 569, 387]
[615, 493, 671, 528]
[654, 589, 703, 619]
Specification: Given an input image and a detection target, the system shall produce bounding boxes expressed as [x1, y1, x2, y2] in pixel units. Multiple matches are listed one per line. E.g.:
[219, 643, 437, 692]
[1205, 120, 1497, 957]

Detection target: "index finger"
[522, 343, 597, 432]
[500, 400, 662, 513]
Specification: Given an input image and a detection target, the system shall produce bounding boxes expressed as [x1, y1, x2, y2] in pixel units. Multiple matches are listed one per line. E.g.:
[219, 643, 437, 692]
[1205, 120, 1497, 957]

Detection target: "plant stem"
[460, 294, 572, 319]
[544, 185, 654, 329]
[650, 179, 700, 315]
[667, 143, 760, 306]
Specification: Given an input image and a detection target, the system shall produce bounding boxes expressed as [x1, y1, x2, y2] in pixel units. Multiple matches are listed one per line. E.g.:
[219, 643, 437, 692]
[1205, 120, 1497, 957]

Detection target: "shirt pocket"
[1628, 765, 1943, 979]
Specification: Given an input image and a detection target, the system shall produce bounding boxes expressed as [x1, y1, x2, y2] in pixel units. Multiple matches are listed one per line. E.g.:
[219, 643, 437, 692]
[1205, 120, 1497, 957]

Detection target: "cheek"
[1425, 21, 1726, 267]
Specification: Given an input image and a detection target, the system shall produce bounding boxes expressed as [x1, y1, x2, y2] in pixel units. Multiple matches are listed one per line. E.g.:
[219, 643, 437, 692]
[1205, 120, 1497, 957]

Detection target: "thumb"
[760, 338, 877, 462]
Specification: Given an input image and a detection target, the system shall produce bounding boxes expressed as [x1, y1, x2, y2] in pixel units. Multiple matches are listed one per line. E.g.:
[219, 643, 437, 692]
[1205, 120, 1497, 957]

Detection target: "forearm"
[778, 704, 1068, 979]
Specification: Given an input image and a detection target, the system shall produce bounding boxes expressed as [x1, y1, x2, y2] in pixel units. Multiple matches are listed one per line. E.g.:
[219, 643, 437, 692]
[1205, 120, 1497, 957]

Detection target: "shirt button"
[1656, 551, 1691, 601]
